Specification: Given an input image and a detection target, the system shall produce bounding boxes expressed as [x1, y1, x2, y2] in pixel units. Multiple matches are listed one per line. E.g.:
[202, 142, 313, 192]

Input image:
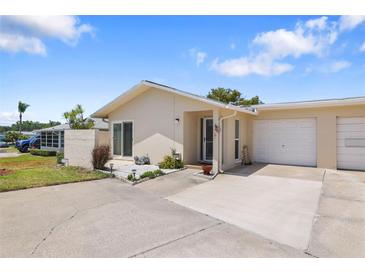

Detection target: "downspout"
[218, 110, 237, 173]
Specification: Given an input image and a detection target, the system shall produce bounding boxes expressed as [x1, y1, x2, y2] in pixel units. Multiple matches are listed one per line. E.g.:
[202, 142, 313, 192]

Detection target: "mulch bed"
[0, 169, 13, 176]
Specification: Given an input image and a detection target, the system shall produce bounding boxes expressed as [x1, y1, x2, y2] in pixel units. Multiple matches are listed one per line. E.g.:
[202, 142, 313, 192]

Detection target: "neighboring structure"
[91, 80, 365, 172]
[37, 119, 109, 152]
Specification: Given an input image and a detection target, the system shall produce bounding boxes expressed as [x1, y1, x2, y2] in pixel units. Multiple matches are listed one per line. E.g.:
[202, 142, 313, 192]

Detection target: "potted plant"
[202, 165, 212, 175]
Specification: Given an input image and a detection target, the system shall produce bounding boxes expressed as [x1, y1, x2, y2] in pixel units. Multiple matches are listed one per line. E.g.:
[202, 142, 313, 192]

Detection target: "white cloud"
[306, 60, 352, 74]
[211, 55, 293, 77]
[0, 112, 19, 125]
[230, 43, 236, 50]
[0, 16, 94, 55]
[253, 19, 338, 60]
[305, 16, 328, 30]
[189, 48, 207, 66]
[328, 60, 352, 73]
[0, 33, 46, 55]
[360, 42, 365, 52]
[211, 15, 365, 78]
[339, 15, 365, 32]
[212, 16, 339, 77]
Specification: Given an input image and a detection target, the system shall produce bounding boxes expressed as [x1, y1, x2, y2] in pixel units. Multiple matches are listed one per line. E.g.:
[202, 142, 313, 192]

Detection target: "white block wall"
[64, 129, 110, 169]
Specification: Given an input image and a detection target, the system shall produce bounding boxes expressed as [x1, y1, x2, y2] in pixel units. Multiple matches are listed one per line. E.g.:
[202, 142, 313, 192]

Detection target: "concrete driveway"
[0, 177, 304, 258]
[168, 165, 324, 250]
[1, 166, 364, 257]
[307, 169, 365, 257]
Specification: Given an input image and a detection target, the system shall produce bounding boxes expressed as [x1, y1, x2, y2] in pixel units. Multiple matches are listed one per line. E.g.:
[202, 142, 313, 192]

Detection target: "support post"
[212, 109, 219, 174]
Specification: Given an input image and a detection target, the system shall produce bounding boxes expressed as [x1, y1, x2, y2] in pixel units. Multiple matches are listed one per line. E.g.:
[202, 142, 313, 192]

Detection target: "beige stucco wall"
[105, 85, 365, 171]
[108, 87, 220, 165]
[65, 129, 110, 169]
[248, 105, 365, 169]
[107, 86, 253, 171]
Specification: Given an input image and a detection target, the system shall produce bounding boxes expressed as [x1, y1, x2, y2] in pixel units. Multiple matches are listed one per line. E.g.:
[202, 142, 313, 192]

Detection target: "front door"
[203, 118, 213, 162]
[113, 121, 133, 157]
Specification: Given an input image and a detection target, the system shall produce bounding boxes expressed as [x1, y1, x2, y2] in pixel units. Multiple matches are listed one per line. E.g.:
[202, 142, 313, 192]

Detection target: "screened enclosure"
[40, 130, 64, 151]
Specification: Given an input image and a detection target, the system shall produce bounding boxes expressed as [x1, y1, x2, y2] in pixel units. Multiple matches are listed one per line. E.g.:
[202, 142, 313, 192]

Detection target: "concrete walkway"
[0, 149, 20, 158]
[168, 165, 324, 250]
[136, 168, 209, 197]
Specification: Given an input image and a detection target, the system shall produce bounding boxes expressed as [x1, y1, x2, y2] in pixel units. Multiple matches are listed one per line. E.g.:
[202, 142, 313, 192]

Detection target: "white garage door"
[337, 117, 365, 171]
[253, 118, 317, 166]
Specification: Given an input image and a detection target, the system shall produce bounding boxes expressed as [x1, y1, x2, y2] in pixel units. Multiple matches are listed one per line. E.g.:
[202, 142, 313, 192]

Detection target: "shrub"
[140, 171, 156, 179]
[56, 152, 64, 164]
[29, 149, 57, 156]
[159, 155, 184, 169]
[153, 169, 164, 176]
[127, 174, 134, 181]
[92, 145, 110, 170]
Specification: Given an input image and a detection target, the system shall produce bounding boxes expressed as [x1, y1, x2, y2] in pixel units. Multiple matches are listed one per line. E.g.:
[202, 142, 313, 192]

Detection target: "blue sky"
[1, 15, 365, 125]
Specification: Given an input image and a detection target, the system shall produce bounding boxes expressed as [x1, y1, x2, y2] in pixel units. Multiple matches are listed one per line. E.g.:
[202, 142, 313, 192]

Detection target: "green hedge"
[29, 149, 57, 156]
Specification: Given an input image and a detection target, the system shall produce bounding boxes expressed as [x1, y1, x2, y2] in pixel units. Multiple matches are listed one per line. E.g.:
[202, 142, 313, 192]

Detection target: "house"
[37, 119, 109, 152]
[91, 80, 365, 173]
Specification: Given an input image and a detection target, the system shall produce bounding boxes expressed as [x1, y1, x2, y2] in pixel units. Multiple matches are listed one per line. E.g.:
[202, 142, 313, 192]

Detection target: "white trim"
[254, 96, 365, 111]
[111, 120, 134, 159]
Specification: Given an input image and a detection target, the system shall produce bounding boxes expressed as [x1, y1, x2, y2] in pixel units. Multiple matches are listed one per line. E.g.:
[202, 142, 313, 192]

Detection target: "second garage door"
[253, 118, 317, 166]
[337, 117, 365, 171]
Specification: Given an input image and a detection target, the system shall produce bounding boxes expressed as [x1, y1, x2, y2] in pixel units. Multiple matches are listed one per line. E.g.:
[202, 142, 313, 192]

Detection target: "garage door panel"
[337, 147, 365, 155]
[253, 119, 317, 167]
[337, 124, 365, 132]
[337, 161, 365, 171]
[337, 132, 365, 139]
[337, 117, 365, 124]
[337, 117, 365, 171]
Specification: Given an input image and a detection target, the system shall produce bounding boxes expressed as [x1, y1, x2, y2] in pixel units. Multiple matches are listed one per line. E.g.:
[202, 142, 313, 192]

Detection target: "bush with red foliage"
[92, 145, 110, 170]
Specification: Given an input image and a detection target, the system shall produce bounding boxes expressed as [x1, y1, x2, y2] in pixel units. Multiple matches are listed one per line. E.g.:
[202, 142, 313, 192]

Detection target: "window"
[41, 132, 47, 146]
[60, 131, 64, 148]
[46, 132, 52, 147]
[234, 120, 240, 160]
[52, 131, 59, 148]
[41, 130, 63, 149]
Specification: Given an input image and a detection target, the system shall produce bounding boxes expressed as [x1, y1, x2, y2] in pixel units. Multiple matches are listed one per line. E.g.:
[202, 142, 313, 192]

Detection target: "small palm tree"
[63, 104, 94, 129]
[18, 101, 30, 134]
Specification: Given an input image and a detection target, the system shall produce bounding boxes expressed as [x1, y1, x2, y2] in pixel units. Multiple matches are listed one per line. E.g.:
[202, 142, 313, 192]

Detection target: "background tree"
[0, 120, 61, 133]
[63, 104, 94, 129]
[207, 88, 263, 106]
[18, 101, 30, 134]
[4, 131, 27, 143]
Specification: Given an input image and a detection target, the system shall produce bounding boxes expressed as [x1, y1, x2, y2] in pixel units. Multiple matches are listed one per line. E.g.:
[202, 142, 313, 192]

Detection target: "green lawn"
[0, 154, 109, 192]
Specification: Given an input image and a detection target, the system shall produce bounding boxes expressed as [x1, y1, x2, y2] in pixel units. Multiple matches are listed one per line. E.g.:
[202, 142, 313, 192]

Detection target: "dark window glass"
[235, 140, 239, 159]
[235, 120, 239, 139]
[123, 122, 133, 157]
[113, 124, 122, 155]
